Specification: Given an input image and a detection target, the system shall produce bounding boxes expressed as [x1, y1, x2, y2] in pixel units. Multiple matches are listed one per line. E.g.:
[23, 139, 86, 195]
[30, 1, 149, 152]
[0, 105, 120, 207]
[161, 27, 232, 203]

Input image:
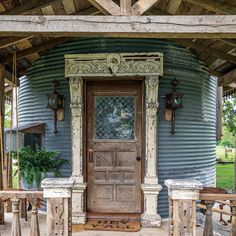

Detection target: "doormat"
[84, 220, 141, 232]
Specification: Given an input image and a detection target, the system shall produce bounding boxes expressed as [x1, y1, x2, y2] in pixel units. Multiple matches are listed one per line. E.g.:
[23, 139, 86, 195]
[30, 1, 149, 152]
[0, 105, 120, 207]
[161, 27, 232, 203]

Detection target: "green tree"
[222, 97, 236, 189]
[4, 104, 11, 128]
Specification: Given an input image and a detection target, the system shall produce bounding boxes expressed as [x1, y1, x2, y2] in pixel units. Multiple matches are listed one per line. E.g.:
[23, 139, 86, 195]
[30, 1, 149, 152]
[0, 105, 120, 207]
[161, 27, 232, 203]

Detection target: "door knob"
[136, 156, 141, 161]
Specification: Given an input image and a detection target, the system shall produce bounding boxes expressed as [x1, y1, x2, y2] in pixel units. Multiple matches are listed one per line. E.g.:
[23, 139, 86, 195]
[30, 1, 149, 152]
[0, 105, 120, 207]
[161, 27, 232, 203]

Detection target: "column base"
[71, 181, 87, 225]
[141, 183, 162, 228]
[141, 213, 162, 228]
[72, 212, 87, 225]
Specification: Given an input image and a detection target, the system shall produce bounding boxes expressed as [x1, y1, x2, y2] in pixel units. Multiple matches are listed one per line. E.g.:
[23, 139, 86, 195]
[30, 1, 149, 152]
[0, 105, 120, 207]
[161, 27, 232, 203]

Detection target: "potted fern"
[13, 146, 68, 190]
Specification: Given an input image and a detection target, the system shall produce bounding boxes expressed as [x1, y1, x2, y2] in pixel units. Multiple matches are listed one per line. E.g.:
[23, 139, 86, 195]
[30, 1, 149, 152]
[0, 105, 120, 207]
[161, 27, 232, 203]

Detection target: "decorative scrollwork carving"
[65, 53, 163, 77]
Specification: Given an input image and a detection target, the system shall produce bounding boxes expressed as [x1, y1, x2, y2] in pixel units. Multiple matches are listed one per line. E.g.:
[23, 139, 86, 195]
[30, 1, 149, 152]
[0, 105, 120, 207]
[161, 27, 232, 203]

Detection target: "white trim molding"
[65, 52, 163, 227]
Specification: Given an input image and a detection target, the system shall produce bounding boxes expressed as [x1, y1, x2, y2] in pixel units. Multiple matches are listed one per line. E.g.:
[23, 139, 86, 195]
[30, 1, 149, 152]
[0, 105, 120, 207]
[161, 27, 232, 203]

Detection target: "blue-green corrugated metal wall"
[18, 38, 216, 217]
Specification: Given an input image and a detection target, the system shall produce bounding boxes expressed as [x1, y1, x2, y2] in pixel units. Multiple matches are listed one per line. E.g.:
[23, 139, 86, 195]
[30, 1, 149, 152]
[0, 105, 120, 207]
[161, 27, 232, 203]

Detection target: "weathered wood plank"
[132, 0, 160, 15]
[0, 0, 62, 15]
[185, 0, 236, 14]
[0, 37, 32, 49]
[199, 193, 236, 201]
[0, 191, 43, 200]
[174, 39, 236, 64]
[88, 0, 120, 15]
[0, 64, 5, 224]
[166, 0, 182, 14]
[0, 15, 235, 38]
[2, 38, 68, 64]
[219, 68, 236, 87]
[120, 0, 131, 16]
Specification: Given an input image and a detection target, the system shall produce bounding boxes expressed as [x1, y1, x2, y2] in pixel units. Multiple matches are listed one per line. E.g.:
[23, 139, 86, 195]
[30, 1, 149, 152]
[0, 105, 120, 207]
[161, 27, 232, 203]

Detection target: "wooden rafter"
[120, 0, 132, 16]
[0, 15, 235, 38]
[1, 38, 68, 64]
[219, 68, 236, 87]
[132, 0, 160, 15]
[185, 0, 236, 14]
[219, 39, 236, 48]
[174, 39, 236, 64]
[77, 6, 101, 15]
[166, 0, 183, 14]
[0, 36, 32, 49]
[0, 0, 62, 15]
[88, 0, 120, 15]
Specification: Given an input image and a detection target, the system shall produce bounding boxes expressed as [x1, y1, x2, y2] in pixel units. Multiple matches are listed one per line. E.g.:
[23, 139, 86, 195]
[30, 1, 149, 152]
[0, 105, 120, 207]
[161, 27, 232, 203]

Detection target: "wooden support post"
[11, 198, 21, 236]
[30, 198, 40, 236]
[203, 201, 214, 236]
[42, 178, 75, 236]
[20, 199, 27, 220]
[0, 64, 5, 224]
[165, 179, 203, 236]
[232, 200, 236, 236]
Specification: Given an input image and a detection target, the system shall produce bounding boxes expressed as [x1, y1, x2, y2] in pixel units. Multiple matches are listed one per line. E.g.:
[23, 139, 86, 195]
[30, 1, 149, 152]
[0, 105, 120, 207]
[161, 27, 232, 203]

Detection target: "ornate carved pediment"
[65, 53, 163, 77]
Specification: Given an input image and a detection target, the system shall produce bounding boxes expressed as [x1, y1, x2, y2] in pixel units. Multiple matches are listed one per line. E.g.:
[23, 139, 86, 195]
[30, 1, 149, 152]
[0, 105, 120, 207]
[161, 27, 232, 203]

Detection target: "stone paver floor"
[0, 213, 206, 236]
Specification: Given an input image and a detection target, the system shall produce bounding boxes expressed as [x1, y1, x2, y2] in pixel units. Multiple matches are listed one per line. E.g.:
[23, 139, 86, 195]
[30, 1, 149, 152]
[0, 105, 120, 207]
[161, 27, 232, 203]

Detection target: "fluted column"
[141, 75, 162, 227]
[69, 77, 87, 224]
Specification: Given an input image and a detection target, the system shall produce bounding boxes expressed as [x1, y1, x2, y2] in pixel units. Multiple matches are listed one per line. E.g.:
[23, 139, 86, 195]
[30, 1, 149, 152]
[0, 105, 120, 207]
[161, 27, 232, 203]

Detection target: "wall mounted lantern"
[164, 78, 184, 135]
[47, 80, 64, 133]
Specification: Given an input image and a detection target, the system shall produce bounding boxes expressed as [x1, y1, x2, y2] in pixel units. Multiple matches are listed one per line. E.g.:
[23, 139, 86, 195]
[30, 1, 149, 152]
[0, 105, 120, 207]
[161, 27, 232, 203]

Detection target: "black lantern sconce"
[164, 78, 184, 135]
[47, 80, 64, 133]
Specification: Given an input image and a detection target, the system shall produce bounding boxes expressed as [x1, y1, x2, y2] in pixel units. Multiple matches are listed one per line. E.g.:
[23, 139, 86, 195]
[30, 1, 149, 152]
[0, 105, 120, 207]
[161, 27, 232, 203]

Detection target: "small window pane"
[95, 96, 135, 140]
[24, 133, 42, 150]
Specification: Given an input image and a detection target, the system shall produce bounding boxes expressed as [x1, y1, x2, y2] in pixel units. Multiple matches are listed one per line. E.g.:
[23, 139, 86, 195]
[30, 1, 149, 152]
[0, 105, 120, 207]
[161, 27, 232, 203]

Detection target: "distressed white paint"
[66, 52, 164, 226]
[141, 184, 162, 227]
[69, 77, 84, 181]
[165, 179, 203, 236]
[41, 178, 75, 198]
[71, 185, 87, 224]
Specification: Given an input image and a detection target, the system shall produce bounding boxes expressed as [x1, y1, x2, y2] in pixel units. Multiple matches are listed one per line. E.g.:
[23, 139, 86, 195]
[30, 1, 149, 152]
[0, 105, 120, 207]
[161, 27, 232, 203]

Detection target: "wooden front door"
[86, 80, 142, 214]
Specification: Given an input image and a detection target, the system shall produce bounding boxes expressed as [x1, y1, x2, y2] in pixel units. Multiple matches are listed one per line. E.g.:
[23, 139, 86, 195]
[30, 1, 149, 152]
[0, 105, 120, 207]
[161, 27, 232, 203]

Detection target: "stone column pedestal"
[71, 179, 87, 224]
[141, 183, 162, 227]
[165, 179, 203, 236]
[42, 178, 75, 236]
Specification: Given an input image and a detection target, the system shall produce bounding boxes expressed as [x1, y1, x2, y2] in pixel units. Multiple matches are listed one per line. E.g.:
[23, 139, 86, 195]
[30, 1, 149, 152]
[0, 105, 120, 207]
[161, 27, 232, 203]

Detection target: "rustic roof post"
[141, 75, 162, 227]
[42, 178, 75, 236]
[165, 179, 203, 236]
[0, 64, 5, 224]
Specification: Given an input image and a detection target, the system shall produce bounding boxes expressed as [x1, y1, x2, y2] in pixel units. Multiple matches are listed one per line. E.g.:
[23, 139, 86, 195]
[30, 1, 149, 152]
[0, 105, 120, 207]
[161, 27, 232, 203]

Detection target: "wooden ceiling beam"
[0, 15, 235, 39]
[88, 0, 120, 15]
[184, 0, 236, 14]
[219, 68, 236, 87]
[174, 39, 236, 64]
[132, 0, 160, 15]
[1, 38, 68, 65]
[1, 0, 62, 15]
[0, 36, 32, 49]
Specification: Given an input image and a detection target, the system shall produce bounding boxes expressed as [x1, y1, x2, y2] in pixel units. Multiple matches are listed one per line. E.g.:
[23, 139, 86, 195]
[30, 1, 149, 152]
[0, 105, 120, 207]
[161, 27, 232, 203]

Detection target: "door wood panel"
[86, 80, 143, 214]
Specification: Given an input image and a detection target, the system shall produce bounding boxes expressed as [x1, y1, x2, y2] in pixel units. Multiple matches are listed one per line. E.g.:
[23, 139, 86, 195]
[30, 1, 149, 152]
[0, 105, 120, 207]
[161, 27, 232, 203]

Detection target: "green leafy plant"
[13, 146, 68, 189]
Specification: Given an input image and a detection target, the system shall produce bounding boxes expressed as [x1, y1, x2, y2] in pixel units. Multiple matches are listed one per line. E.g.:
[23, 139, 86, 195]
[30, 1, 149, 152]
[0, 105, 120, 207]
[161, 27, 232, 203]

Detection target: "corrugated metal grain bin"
[18, 38, 216, 217]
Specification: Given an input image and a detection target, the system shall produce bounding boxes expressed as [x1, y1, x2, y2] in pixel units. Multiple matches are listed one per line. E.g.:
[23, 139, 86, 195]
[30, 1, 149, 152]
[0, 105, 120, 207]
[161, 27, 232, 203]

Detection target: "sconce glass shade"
[165, 91, 183, 110]
[47, 92, 64, 110]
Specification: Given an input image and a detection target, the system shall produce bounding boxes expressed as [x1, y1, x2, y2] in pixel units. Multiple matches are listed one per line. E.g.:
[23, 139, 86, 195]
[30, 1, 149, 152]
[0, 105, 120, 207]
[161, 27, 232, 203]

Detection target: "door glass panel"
[95, 96, 135, 140]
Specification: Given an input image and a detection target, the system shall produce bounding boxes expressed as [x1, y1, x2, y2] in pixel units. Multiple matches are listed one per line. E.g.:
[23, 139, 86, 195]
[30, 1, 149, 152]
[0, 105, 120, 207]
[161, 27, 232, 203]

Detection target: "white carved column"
[69, 77, 87, 224]
[141, 75, 162, 227]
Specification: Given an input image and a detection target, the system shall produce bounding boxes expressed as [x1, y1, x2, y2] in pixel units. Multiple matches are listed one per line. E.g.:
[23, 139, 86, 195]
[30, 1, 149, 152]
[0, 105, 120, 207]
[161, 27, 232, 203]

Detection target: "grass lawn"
[216, 164, 235, 190]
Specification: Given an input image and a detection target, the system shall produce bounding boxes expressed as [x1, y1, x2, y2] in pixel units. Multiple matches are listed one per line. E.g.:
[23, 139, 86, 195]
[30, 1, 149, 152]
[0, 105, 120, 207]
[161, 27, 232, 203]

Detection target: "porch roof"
[0, 0, 236, 96]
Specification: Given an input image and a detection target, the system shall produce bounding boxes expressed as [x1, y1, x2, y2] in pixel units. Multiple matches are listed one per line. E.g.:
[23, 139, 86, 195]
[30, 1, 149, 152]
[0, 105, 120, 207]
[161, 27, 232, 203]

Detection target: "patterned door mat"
[84, 220, 141, 232]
